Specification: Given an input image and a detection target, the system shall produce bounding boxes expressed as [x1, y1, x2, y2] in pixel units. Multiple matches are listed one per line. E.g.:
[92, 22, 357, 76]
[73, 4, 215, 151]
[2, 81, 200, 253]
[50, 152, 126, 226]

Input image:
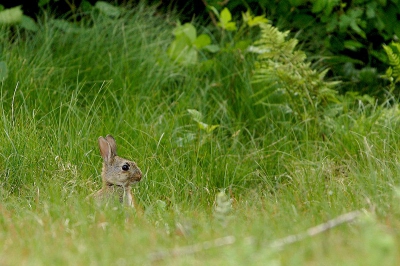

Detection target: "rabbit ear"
[98, 136, 114, 163]
[105, 135, 117, 156]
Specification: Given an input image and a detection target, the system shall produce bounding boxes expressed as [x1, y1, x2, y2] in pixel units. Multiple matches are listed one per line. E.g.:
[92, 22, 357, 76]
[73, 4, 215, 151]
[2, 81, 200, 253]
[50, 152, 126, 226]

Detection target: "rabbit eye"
[122, 164, 130, 171]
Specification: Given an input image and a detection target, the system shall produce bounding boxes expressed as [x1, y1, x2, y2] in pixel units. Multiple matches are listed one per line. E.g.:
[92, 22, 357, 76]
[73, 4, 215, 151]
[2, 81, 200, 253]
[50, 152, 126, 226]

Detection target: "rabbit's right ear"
[105, 135, 117, 156]
[98, 136, 114, 163]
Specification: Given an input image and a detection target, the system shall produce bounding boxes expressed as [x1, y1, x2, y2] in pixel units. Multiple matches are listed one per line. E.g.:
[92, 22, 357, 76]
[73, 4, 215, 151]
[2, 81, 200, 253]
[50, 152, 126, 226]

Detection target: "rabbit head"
[98, 135, 142, 188]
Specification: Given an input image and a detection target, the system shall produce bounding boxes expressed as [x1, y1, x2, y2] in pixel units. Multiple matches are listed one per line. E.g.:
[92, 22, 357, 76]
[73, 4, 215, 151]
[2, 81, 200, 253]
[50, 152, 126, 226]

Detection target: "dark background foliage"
[2, 0, 399, 96]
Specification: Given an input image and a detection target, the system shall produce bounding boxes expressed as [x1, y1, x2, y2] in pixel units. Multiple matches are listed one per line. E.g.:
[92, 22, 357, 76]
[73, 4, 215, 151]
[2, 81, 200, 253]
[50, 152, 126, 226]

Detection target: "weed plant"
[0, 4, 400, 265]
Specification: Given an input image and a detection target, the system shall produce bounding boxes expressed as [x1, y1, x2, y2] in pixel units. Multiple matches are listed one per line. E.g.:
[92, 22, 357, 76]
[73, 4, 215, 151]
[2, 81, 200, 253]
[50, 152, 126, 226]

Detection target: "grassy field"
[1, 5, 400, 265]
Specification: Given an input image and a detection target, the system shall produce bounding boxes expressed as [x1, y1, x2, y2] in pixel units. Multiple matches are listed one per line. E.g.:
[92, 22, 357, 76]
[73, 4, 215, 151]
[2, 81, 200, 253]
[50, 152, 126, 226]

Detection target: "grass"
[1, 4, 400, 265]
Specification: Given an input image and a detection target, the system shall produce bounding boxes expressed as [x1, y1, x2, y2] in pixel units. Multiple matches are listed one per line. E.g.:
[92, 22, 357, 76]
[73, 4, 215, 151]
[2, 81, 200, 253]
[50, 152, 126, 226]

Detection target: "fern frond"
[383, 44, 400, 81]
[213, 191, 232, 227]
[251, 22, 339, 121]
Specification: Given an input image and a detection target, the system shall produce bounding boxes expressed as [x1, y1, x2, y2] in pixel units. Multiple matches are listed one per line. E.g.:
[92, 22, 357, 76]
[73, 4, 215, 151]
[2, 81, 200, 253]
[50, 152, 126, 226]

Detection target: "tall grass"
[0, 4, 400, 265]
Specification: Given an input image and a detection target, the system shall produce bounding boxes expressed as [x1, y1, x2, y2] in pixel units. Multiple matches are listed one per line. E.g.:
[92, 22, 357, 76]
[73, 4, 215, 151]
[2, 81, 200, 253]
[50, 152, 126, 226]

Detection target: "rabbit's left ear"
[98, 136, 114, 163]
[105, 135, 117, 156]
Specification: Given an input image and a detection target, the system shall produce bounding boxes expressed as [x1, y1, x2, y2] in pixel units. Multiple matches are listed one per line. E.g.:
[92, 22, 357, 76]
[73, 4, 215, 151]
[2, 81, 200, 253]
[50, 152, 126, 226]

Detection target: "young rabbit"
[92, 134, 142, 207]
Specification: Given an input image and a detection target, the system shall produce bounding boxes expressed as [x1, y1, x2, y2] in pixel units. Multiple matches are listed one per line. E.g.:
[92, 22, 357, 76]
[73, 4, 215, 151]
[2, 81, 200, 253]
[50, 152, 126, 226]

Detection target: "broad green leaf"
[168, 23, 201, 65]
[21, 15, 38, 31]
[95, 1, 121, 17]
[0, 61, 7, 81]
[312, 0, 327, 13]
[198, 122, 209, 131]
[223, 22, 237, 31]
[168, 35, 197, 65]
[248, 16, 268, 27]
[185, 49, 198, 65]
[173, 23, 197, 43]
[170, 33, 192, 48]
[243, 11, 269, 27]
[187, 109, 203, 122]
[220, 8, 232, 24]
[193, 34, 211, 49]
[197, 121, 219, 133]
[218, 8, 237, 31]
[176, 47, 197, 65]
[203, 44, 220, 53]
[0, 6, 23, 25]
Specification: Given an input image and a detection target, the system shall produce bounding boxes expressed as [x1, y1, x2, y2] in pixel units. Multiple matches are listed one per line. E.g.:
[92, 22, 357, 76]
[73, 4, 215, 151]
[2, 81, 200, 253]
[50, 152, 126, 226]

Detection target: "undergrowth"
[0, 4, 400, 265]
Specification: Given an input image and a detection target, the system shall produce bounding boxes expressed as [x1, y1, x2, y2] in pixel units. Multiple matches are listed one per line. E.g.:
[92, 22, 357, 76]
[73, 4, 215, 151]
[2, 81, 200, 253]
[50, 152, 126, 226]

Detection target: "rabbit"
[92, 134, 142, 208]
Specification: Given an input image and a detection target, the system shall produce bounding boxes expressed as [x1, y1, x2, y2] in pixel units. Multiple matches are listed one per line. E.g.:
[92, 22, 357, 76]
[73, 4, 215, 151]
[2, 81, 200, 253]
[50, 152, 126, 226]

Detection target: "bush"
[204, 0, 399, 96]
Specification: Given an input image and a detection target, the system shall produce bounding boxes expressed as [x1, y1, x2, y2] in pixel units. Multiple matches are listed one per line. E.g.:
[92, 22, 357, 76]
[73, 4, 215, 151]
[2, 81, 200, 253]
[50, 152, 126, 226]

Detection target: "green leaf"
[203, 44, 220, 53]
[207, 6, 220, 19]
[366, 2, 376, 18]
[386, 67, 393, 78]
[173, 23, 197, 43]
[220, 8, 232, 25]
[95, 1, 121, 18]
[0, 6, 23, 25]
[193, 34, 211, 49]
[338, 14, 351, 30]
[0, 61, 7, 81]
[168, 23, 201, 65]
[349, 21, 366, 39]
[207, 124, 219, 133]
[224, 22, 237, 31]
[187, 109, 203, 122]
[312, 0, 327, 13]
[247, 15, 268, 27]
[242, 10, 251, 24]
[21, 15, 38, 31]
[181, 48, 197, 65]
[198, 122, 219, 133]
[198, 122, 209, 131]
[242, 10, 268, 27]
[344, 40, 364, 51]
[168, 35, 197, 65]
[324, 0, 340, 16]
[218, 8, 237, 31]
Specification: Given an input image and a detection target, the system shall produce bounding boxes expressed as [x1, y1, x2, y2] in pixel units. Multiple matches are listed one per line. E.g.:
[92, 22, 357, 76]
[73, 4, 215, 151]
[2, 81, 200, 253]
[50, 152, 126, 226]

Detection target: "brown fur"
[92, 135, 142, 208]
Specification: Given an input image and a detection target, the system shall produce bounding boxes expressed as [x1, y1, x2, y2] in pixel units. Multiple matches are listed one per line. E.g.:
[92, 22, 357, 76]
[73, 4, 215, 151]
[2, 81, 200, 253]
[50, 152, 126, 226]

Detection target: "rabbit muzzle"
[130, 168, 142, 183]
